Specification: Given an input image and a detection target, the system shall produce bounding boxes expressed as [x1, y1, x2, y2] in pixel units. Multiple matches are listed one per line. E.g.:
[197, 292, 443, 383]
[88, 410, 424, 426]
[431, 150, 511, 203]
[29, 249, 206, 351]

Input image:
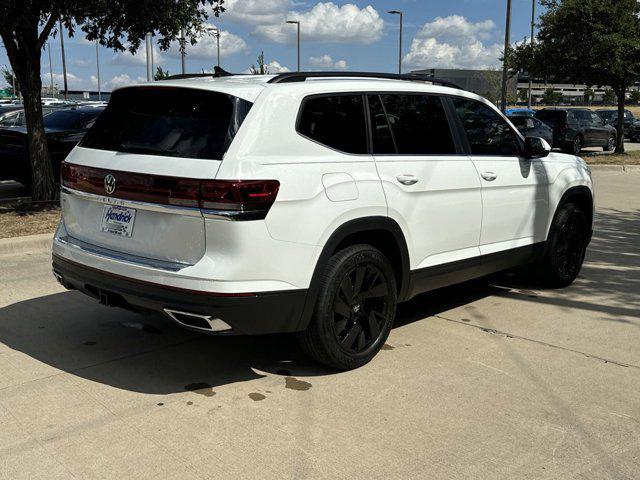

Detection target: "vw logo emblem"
[104, 174, 117, 195]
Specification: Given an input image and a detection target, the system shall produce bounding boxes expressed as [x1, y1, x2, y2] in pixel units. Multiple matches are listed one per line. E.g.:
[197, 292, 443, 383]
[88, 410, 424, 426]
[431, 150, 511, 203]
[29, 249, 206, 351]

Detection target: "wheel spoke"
[356, 330, 366, 352]
[367, 310, 381, 339]
[334, 297, 351, 319]
[333, 318, 348, 337]
[339, 276, 353, 300]
[341, 323, 362, 350]
[360, 281, 389, 299]
[353, 266, 366, 296]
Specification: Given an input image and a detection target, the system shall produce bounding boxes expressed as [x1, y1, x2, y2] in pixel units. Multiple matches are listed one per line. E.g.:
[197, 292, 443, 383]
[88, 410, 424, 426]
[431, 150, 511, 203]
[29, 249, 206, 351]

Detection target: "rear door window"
[297, 94, 367, 154]
[81, 88, 252, 160]
[370, 94, 456, 155]
[452, 98, 520, 156]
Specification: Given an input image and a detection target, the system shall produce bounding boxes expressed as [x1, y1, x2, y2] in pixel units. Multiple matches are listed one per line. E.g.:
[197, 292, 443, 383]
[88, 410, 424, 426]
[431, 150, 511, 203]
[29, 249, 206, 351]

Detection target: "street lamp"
[528, 0, 536, 109]
[500, 0, 512, 112]
[95, 40, 101, 101]
[145, 33, 153, 81]
[205, 26, 221, 67]
[58, 20, 69, 100]
[286, 20, 300, 72]
[180, 28, 186, 74]
[387, 10, 403, 75]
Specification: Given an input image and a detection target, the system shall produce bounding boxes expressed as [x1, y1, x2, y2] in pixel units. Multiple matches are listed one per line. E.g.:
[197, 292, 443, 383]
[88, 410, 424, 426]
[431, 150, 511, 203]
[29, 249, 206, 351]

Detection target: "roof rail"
[267, 71, 464, 90]
[166, 66, 234, 80]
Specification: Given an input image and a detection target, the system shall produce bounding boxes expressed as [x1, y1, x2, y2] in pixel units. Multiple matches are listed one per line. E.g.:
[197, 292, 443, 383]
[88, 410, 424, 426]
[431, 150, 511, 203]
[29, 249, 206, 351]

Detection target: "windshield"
[80, 87, 253, 160]
[535, 110, 567, 125]
[43, 109, 102, 130]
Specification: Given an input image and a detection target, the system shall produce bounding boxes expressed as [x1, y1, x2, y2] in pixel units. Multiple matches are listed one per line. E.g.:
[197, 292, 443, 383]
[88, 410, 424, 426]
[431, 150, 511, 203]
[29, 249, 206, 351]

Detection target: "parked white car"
[52, 72, 594, 369]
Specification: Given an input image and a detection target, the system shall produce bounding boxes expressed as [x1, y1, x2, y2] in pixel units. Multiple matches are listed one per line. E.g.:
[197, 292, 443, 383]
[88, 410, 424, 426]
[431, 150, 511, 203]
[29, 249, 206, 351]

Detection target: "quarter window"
[370, 94, 456, 155]
[297, 95, 367, 154]
[452, 98, 520, 156]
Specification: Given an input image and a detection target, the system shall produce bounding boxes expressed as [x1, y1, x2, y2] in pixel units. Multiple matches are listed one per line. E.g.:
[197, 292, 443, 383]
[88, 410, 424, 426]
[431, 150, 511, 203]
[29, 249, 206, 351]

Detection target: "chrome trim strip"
[201, 209, 269, 221]
[164, 308, 232, 332]
[56, 234, 190, 272]
[61, 186, 203, 217]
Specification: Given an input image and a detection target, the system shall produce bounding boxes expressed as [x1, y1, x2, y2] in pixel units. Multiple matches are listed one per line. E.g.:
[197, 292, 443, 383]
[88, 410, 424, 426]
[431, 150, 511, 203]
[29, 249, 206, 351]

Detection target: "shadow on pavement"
[0, 209, 636, 394]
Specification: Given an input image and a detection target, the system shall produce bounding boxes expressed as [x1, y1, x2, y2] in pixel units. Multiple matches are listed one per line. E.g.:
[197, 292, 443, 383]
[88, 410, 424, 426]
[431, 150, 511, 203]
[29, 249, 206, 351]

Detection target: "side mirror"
[524, 136, 551, 159]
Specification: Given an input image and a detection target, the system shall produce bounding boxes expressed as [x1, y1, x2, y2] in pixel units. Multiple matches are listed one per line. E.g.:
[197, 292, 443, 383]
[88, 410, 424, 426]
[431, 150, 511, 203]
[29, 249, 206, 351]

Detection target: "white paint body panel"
[54, 75, 593, 296]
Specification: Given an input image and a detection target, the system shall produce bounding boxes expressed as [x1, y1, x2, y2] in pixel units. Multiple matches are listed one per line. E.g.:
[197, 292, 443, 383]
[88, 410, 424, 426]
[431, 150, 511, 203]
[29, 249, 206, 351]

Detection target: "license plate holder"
[100, 205, 136, 238]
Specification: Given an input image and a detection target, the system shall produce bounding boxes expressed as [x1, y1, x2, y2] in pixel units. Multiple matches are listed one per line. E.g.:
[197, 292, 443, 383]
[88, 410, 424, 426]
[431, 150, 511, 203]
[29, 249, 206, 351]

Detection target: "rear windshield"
[43, 109, 102, 130]
[534, 110, 567, 124]
[80, 87, 252, 160]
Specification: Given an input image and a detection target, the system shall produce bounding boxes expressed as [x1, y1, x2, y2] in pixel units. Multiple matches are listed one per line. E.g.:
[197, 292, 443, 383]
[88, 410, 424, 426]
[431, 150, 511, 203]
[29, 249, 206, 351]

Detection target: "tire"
[534, 203, 588, 288]
[569, 135, 583, 155]
[297, 244, 397, 370]
[603, 134, 616, 152]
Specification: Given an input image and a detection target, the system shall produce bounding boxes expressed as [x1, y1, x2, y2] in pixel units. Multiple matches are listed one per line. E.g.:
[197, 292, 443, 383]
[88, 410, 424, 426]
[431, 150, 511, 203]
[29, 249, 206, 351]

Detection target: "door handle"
[481, 172, 497, 182]
[396, 175, 418, 186]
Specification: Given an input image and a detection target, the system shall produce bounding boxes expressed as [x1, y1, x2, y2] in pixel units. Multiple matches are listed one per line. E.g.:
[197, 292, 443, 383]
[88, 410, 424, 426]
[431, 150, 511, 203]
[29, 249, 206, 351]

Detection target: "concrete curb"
[589, 164, 640, 173]
[0, 233, 53, 257]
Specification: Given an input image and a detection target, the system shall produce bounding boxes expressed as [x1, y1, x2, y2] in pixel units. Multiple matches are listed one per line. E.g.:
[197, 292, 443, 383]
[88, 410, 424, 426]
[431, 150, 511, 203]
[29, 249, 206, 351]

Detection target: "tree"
[629, 89, 640, 105]
[583, 86, 594, 105]
[602, 88, 616, 104]
[0, 1, 224, 200]
[1, 66, 19, 95]
[154, 66, 170, 81]
[542, 88, 562, 105]
[249, 51, 269, 75]
[518, 88, 529, 103]
[509, 0, 640, 153]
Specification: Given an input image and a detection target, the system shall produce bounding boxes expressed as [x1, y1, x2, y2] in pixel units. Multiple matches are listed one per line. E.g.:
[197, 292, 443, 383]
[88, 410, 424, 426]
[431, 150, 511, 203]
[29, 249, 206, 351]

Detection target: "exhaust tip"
[164, 308, 232, 333]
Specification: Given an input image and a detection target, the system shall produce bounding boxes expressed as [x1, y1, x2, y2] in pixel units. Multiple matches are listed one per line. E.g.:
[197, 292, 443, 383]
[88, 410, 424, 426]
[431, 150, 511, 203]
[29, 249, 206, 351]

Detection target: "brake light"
[61, 163, 279, 220]
[199, 180, 280, 213]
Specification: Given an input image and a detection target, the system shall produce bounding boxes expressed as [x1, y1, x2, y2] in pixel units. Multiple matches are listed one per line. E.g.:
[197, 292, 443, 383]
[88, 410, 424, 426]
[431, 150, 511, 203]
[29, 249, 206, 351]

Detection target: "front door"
[368, 93, 482, 270]
[449, 97, 550, 255]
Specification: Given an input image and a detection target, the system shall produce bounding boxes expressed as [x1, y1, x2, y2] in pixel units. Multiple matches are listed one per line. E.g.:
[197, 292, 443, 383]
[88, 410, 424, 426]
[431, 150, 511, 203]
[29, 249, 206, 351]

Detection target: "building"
[411, 68, 517, 103]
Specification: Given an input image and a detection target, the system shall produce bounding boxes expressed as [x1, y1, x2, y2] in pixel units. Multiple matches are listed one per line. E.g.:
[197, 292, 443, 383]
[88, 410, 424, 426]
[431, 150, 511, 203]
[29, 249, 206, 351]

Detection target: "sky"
[1, 0, 541, 93]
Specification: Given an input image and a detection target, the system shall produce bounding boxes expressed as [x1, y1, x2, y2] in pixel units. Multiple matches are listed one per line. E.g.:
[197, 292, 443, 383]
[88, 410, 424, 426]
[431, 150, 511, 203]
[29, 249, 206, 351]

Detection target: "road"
[0, 171, 639, 479]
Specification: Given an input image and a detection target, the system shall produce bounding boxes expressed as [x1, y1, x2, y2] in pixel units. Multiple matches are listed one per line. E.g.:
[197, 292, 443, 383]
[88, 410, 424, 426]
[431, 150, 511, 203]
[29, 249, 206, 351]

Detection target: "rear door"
[61, 87, 252, 266]
[369, 93, 482, 270]
[450, 97, 549, 254]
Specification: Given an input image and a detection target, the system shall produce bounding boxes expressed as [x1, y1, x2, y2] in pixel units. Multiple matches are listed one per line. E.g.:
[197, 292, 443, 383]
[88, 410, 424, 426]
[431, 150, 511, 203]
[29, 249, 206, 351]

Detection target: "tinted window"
[574, 110, 592, 123]
[535, 110, 567, 125]
[367, 95, 395, 154]
[373, 94, 456, 155]
[43, 109, 102, 130]
[453, 98, 520, 156]
[81, 88, 251, 160]
[297, 95, 367, 154]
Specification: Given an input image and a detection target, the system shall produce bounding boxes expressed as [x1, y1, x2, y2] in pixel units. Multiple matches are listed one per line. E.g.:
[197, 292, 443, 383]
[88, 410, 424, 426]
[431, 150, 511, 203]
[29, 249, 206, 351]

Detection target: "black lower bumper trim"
[52, 255, 307, 335]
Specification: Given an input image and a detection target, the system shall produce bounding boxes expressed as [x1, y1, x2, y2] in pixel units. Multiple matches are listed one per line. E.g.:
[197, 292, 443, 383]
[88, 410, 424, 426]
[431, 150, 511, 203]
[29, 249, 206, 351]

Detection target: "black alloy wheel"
[604, 135, 616, 152]
[572, 136, 583, 155]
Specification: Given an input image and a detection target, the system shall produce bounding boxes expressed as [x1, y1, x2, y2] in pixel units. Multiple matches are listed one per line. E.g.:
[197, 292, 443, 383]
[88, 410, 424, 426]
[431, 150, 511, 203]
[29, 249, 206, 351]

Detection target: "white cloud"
[70, 58, 91, 68]
[403, 15, 502, 70]
[308, 54, 348, 70]
[266, 60, 290, 73]
[110, 45, 165, 67]
[253, 2, 384, 44]
[223, 0, 292, 24]
[168, 24, 247, 60]
[42, 72, 93, 90]
[105, 73, 145, 90]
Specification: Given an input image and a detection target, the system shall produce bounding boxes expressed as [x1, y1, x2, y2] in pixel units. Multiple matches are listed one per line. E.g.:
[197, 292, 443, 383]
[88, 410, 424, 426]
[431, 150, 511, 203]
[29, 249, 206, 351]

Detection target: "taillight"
[200, 180, 280, 220]
[60, 162, 78, 188]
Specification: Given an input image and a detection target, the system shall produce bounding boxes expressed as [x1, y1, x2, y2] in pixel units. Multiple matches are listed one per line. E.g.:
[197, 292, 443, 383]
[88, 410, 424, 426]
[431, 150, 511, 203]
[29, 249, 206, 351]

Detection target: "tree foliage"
[154, 66, 170, 81]
[1, 66, 19, 94]
[249, 52, 269, 75]
[509, 0, 640, 153]
[542, 88, 562, 105]
[0, 0, 224, 200]
[602, 88, 616, 104]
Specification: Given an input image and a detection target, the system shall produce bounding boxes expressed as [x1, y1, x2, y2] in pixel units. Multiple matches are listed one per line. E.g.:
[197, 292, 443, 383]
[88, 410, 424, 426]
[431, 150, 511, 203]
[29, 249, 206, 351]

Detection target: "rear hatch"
[61, 86, 253, 266]
[534, 110, 568, 141]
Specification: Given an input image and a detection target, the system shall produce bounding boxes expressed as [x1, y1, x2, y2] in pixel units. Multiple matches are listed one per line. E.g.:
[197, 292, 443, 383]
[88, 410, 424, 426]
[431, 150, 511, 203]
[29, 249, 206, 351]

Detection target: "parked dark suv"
[535, 108, 617, 154]
[596, 109, 636, 139]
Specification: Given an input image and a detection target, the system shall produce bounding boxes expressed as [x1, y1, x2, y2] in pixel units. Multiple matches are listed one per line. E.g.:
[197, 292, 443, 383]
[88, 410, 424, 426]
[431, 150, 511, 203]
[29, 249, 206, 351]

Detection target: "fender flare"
[549, 185, 594, 242]
[295, 216, 410, 331]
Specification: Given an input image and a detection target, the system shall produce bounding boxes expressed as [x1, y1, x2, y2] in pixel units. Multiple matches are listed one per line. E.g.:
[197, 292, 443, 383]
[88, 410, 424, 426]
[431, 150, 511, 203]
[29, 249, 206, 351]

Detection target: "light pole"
[500, 0, 512, 112]
[58, 20, 68, 100]
[205, 26, 221, 67]
[180, 28, 186, 74]
[286, 20, 300, 71]
[95, 40, 101, 101]
[47, 41, 54, 96]
[528, 0, 536, 109]
[145, 32, 153, 81]
[388, 10, 403, 75]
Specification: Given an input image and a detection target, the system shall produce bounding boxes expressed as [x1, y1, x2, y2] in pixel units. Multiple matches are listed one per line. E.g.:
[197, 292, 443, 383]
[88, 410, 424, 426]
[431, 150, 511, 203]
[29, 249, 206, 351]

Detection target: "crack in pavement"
[434, 314, 640, 370]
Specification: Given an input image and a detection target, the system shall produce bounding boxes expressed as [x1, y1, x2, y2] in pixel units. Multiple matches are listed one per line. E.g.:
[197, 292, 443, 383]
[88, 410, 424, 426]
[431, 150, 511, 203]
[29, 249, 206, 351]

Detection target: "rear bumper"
[52, 254, 307, 335]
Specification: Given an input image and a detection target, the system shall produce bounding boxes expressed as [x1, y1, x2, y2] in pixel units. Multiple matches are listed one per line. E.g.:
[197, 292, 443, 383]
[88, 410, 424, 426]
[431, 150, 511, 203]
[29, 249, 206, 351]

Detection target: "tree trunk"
[1, 29, 58, 201]
[615, 87, 626, 154]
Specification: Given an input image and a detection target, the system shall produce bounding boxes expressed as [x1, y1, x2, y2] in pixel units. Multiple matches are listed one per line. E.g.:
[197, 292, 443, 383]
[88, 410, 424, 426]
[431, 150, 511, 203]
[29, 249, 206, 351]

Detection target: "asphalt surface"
[0, 171, 639, 479]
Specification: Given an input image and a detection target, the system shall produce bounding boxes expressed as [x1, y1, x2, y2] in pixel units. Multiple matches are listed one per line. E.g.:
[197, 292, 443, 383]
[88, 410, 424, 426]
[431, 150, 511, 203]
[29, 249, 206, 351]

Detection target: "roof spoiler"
[266, 71, 464, 90]
[166, 66, 234, 81]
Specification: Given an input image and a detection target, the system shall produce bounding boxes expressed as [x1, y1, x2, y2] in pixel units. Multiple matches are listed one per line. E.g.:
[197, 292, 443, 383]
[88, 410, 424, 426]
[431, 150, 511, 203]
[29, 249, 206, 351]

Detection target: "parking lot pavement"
[0, 171, 638, 480]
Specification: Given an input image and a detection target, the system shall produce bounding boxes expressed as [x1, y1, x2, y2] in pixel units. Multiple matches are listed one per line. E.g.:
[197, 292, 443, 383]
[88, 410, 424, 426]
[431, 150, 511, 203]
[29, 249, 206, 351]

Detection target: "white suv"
[52, 72, 594, 369]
